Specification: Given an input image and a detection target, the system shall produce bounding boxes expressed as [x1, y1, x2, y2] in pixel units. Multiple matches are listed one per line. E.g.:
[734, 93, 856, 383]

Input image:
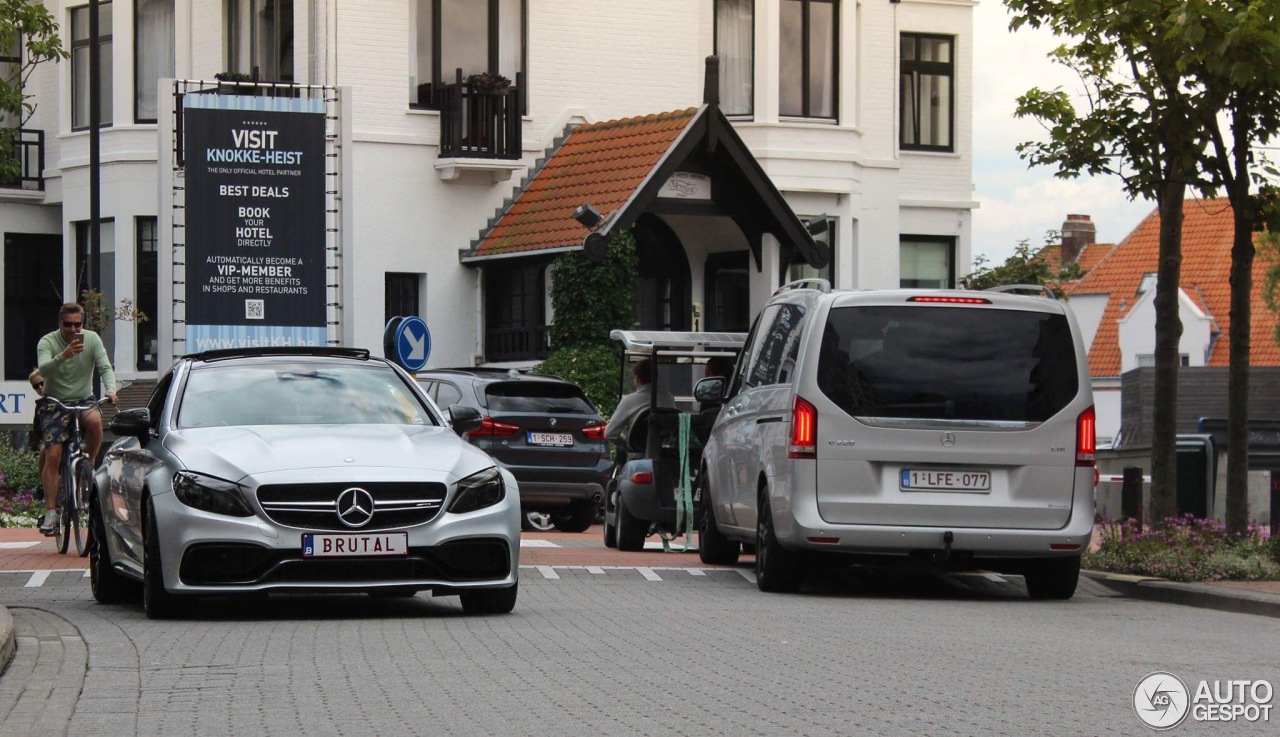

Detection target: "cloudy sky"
[969, 1, 1156, 269]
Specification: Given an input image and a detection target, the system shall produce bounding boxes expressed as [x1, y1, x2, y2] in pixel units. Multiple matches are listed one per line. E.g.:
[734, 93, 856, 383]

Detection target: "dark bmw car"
[417, 368, 610, 532]
[90, 347, 521, 619]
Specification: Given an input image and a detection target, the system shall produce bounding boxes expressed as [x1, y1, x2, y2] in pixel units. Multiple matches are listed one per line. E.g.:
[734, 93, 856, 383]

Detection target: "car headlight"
[172, 471, 254, 517]
[448, 467, 505, 514]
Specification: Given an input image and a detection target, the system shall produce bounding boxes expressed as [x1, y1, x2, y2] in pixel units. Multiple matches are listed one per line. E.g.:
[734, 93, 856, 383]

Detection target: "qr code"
[245, 299, 265, 320]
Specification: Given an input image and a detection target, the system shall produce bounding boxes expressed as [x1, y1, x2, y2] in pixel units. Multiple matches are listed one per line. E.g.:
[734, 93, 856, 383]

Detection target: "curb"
[1083, 570, 1280, 620]
[0, 604, 14, 677]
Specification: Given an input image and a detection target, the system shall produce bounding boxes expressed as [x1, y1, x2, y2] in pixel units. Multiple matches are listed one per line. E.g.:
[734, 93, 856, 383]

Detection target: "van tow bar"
[941, 531, 954, 562]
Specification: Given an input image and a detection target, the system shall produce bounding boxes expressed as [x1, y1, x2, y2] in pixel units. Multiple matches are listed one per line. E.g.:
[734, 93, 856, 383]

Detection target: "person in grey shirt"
[605, 359, 675, 448]
[34, 303, 118, 535]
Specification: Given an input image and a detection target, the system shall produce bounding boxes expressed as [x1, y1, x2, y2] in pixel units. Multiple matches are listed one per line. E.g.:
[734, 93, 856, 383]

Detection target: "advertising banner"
[182, 93, 327, 350]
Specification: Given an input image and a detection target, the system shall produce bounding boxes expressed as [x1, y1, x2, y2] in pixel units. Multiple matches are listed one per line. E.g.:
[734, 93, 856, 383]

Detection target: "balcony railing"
[427, 70, 523, 160]
[1, 128, 44, 191]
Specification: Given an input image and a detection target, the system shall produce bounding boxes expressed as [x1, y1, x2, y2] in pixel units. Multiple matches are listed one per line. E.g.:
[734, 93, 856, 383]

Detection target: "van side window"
[745, 303, 808, 388]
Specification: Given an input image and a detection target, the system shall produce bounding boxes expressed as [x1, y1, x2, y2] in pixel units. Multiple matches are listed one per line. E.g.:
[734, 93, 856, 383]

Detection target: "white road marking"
[519, 539, 560, 548]
[0, 542, 41, 549]
[83, 569, 92, 578]
[25, 570, 51, 587]
[687, 569, 707, 576]
[535, 566, 560, 580]
[585, 566, 605, 575]
[981, 572, 1006, 583]
[735, 569, 757, 584]
[636, 567, 662, 581]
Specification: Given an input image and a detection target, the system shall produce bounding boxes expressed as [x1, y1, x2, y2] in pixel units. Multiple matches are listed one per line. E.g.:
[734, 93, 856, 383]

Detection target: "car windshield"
[484, 382, 596, 414]
[816, 305, 1079, 422]
[178, 362, 437, 428]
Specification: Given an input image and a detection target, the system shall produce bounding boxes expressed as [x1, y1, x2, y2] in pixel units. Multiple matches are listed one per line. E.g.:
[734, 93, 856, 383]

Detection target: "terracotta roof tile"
[471, 108, 698, 259]
[1066, 198, 1280, 376]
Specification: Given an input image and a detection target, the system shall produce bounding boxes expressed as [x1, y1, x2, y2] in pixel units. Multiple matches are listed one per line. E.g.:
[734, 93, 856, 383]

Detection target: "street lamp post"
[88, 0, 101, 295]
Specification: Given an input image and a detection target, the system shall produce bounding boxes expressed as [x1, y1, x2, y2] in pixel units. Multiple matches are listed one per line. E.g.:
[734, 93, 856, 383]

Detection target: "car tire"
[1023, 556, 1081, 600]
[698, 474, 739, 566]
[520, 511, 555, 532]
[755, 491, 802, 593]
[614, 497, 646, 552]
[460, 581, 518, 614]
[89, 493, 141, 604]
[143, 497, 189, 620]
[551, 502, 595, 533]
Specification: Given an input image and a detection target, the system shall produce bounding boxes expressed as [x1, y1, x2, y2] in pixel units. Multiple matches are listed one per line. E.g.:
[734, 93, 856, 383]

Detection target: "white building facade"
[0, 0, 975, 419]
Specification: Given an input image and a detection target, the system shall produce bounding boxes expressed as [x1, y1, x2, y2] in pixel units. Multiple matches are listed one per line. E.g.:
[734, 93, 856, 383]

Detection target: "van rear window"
[816, 306, 1079, 422]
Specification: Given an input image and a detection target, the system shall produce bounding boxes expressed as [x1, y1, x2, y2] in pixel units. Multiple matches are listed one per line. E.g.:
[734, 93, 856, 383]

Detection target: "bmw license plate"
[303, 533, 408, 557]
[527, 432, 573, 447]
[900, 469, 991, 492]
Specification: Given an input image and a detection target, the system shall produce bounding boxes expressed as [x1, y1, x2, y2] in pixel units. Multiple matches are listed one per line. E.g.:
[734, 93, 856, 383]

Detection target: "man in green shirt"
[34, 303, 118, 536]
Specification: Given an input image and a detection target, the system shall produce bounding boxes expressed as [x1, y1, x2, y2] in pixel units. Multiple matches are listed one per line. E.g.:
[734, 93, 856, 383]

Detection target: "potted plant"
[214, 71, 253, 95]
[464, 71, 512, 94]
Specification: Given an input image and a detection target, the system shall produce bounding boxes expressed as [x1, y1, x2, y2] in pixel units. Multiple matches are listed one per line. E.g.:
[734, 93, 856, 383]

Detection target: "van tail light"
[581, 422, 607, 440]
[467, 417, 521, 437]
[1076, 406, 1096, 467]
[789, 396, 818, 459]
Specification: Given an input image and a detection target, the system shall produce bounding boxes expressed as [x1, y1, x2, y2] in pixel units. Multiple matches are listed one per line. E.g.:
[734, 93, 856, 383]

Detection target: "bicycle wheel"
[55, 471, 70, 554]
[73, 456, 91, 557]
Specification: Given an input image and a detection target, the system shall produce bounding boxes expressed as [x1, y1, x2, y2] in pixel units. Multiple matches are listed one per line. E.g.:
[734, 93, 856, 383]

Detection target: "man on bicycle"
[35, 303, 118, 536]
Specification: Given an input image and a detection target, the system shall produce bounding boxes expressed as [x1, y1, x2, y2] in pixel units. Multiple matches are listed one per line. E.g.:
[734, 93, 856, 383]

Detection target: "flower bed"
[1084, 514, 1280, 582]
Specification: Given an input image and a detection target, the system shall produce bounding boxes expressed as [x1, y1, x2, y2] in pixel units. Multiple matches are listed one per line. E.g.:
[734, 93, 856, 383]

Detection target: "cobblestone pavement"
[3, 528, 1280, 735]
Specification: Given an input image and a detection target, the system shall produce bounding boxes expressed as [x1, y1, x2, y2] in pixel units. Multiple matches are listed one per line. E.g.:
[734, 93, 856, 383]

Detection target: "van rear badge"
[941, 432, 956, 447]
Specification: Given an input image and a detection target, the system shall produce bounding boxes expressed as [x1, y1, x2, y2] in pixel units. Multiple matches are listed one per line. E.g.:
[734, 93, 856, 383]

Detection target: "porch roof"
[460, 105, 827, 268]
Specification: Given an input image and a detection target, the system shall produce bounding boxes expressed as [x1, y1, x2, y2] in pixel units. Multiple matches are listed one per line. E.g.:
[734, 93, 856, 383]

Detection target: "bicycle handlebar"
[39, 396, 114, 412]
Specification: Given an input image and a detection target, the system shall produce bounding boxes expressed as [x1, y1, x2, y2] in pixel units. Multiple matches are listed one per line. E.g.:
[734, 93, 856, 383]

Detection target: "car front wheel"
[460, 581, 518, 614]
[143, 498, 190, 619]
[89, 493, 141, 604]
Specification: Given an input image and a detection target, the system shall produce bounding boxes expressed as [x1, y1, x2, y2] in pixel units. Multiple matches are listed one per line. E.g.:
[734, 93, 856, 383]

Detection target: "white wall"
[1117, 287, 1216, 372]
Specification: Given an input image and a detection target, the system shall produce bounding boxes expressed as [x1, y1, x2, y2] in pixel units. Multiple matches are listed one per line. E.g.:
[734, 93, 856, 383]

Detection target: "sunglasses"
[33, 381, 44, 390]
[62, 321, 83, 328]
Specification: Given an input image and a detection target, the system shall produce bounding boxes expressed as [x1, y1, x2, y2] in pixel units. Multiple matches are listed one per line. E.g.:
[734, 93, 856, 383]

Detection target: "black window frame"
[384, 272, 422, 326]
[71, 2, 114, 132]
[714, 0, 755, 117]
[134, 0, 174, 124]
[778, 0, 838, 120]
[899, 32, 955, 152]
[899, 234, 956, 289]
[483, 259, 548, 363]
[224, 0, 294, 83]
[411, 0, 527, 112]
[136, 217, 159, 371]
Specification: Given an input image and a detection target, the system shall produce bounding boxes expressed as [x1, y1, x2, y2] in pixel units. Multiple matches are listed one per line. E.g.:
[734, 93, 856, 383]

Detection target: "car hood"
[163, 424, 492, 480]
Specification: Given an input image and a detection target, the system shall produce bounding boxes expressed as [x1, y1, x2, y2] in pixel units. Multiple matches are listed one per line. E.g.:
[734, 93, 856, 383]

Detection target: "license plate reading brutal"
[900, 469, 991, 492]
[303, 533, 409, 557]
[527, 432, 573, 447]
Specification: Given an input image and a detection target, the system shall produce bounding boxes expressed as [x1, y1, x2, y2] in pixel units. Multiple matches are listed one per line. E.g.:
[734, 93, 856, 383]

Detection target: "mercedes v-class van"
[695, 281, 1096, 599]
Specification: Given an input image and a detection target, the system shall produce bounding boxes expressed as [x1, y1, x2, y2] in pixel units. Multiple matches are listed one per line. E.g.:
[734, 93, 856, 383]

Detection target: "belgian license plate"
[528, 432, 573, 447]
[303, 533, 408, 557]
[900, 469, 991, 492]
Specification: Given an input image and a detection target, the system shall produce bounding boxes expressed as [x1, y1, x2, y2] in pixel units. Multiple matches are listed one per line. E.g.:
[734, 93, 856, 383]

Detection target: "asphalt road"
[2, 532, 1279, 735]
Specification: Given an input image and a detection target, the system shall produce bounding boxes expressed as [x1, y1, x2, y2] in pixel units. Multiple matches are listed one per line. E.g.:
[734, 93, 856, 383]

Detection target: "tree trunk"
[1226, 200, 1254, 534]
[1149, 180, 1185, 525]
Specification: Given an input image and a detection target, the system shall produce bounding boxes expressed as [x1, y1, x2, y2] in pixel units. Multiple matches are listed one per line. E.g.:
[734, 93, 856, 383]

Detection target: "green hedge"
[537, 344, 625, 418]
[0, 444, 40, 493]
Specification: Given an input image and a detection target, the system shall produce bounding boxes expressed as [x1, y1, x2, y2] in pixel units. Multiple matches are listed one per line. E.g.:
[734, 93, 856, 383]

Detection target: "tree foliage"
[0, 0, 68, 182]
[959, 232, 1071, 297]
[536, 229, 637, 418]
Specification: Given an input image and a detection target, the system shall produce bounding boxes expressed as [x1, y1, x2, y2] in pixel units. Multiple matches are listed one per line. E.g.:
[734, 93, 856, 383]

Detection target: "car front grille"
[255, 481, 448, 531]
[178, 540, 511, 586]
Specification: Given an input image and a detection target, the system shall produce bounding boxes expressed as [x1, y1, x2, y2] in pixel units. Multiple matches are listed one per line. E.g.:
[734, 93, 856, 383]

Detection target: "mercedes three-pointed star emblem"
[941, 432, 956, 448]
[336, 487, 375, 528]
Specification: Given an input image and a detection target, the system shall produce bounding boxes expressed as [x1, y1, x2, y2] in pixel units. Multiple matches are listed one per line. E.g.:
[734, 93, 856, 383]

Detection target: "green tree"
[959, 232, 1075, 297]
[536, 229, 637, 416]
[0, 0, 67, 183]
[1008, 0, 1210, 525]
[1171, 1, 1280, 534]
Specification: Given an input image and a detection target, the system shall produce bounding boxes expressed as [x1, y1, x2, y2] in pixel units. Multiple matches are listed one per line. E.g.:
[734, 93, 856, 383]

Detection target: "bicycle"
[41, 396, 109, 557]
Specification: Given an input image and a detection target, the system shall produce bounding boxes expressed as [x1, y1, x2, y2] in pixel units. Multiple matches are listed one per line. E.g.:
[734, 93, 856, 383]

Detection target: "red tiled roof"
[471, 109, 699, 259]
[1067, 198, 1280, 376]
[1036, 242, 1114, 279]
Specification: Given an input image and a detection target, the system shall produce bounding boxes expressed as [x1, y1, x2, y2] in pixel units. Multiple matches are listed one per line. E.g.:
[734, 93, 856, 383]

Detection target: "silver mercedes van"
[695, 281, 1096, 598]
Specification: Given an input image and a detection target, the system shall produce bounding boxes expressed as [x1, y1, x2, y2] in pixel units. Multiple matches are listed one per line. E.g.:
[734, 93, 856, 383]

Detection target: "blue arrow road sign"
[394, 316, 431, 372]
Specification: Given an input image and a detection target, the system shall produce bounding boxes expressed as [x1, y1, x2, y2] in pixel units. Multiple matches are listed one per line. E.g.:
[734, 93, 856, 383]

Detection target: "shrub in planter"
[0, 446, 44, 527]
[1084, 514, 1280, 582]
[465, 71, 511, 94]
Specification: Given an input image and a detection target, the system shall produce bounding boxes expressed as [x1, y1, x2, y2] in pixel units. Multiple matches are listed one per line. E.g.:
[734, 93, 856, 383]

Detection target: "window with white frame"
[410, 0, 525, 108]
[899, 235, 954, 288]
[779, 0, 837, 119]
[71, 2, 113, 131]
[225, 0, 293, 82]
[715, 0, 753, 116]
[134, 0, 174, 123]
[900, 33, 954, 151]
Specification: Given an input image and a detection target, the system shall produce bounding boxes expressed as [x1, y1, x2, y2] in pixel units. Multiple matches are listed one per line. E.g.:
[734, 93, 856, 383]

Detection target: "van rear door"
[809, 299, 1086, 530]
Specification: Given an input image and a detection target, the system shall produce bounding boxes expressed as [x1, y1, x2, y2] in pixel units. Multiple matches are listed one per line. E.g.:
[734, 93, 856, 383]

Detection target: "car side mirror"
[448, 405, 483, 435]
[694, 377, 726, 404]
[110, 408, 152, 443]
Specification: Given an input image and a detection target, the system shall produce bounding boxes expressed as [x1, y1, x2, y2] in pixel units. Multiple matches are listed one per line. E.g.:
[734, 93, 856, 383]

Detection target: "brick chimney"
[1060, 214, 1096, 264]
